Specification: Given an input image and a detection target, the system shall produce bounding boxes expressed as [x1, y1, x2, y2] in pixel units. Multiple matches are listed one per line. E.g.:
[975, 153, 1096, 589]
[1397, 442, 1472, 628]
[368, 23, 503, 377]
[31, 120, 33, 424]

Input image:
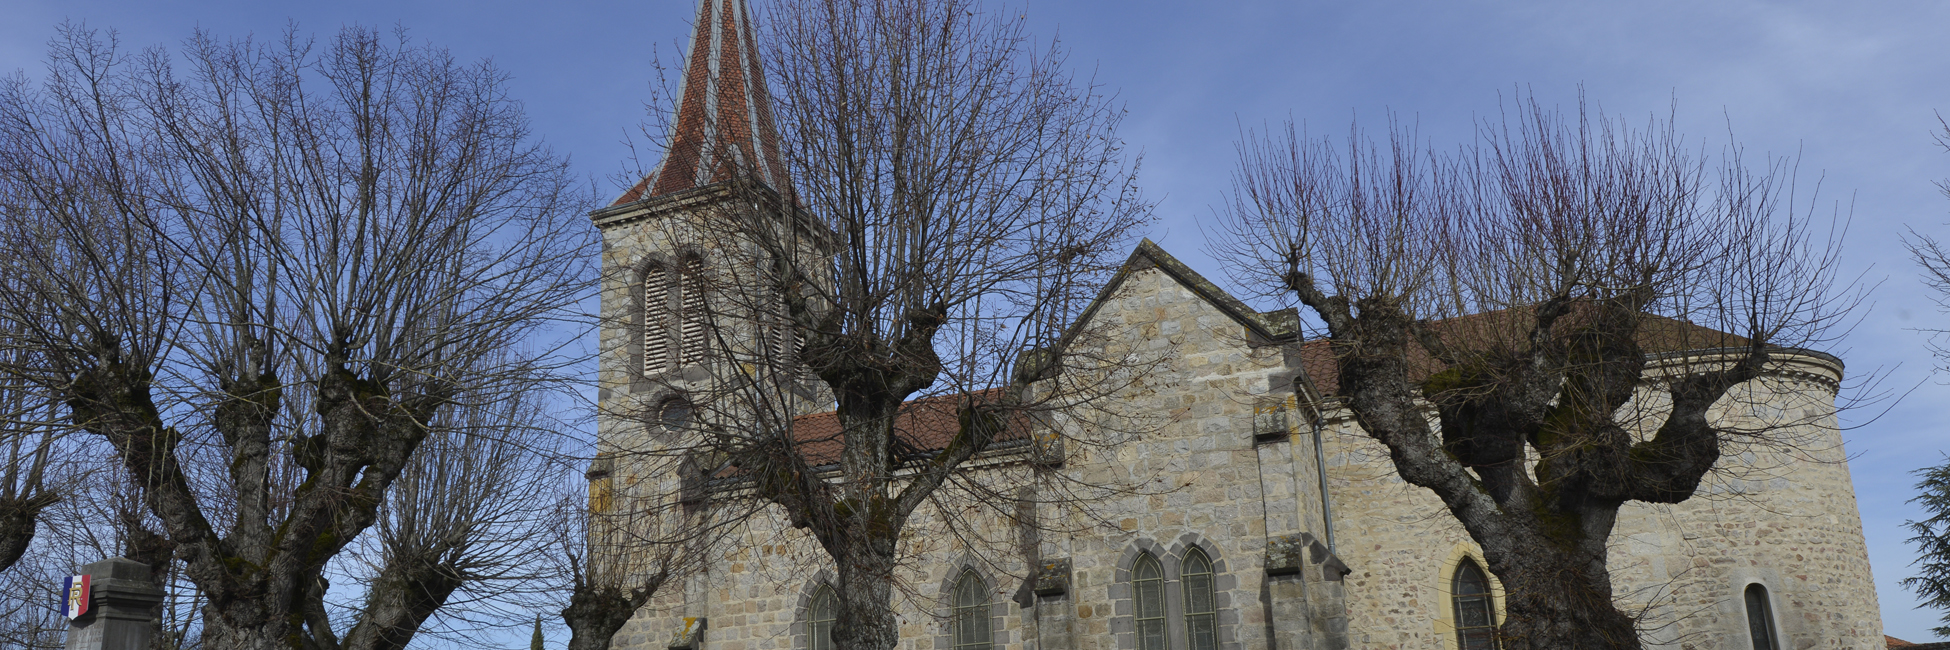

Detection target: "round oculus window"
[659, 399, 694, 430]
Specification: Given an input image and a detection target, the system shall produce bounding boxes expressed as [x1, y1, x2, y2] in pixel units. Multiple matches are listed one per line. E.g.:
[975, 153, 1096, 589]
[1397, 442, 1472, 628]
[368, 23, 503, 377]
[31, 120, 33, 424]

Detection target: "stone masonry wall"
[603, 262, 1340, 650]
[593, 199, 1881, 650]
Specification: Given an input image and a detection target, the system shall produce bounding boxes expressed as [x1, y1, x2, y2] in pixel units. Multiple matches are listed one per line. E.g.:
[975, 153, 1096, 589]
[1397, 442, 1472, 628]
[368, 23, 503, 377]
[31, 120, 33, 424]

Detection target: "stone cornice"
[589, 183, 738, 230]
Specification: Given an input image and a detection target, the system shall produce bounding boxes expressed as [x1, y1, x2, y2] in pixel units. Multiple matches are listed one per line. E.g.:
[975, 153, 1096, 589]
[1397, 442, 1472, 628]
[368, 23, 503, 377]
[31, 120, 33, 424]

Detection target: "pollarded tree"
[0, 24, 591, 650]
[1213, 100, 1856, 650]
[555, 481, 702, 650]
[330, 374, 571, 650]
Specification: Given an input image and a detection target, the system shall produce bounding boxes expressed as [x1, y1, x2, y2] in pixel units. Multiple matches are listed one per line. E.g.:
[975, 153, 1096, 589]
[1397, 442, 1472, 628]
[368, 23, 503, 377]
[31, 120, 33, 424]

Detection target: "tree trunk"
[202, 601, 297, 650]
[1485, 508, 1640, 650]
[830, 540, 900, 650]
[1301, 298, 1678, 650]
[562, 584, 655, 650]
[561, 553, 675, 650]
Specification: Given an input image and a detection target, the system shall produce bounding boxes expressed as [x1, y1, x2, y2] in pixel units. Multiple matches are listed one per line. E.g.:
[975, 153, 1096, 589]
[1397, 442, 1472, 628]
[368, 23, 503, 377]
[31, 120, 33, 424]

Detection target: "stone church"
[586, 1, 1886, 648]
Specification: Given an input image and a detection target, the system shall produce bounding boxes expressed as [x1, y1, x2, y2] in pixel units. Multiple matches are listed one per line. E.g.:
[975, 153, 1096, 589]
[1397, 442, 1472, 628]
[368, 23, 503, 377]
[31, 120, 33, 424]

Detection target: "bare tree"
[322, 375, 570, 650]
[628, 1, 1158, 649]
[0, 23, 591, 650]
[1900, 113, 1950, 639]
[1907, 113, 1950, 367]
[0, 415, 100, 650]
[0, 345, 61, 573]
[556, 487, 693, 650]
[0, 450, 193, 650]
[1213, 99, 1856, 650]
[0, 140, 85, 577]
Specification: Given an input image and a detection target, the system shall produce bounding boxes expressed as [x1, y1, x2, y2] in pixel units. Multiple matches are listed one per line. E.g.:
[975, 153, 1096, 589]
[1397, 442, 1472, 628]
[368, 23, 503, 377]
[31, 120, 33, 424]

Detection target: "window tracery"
[809, 585, 835, 650]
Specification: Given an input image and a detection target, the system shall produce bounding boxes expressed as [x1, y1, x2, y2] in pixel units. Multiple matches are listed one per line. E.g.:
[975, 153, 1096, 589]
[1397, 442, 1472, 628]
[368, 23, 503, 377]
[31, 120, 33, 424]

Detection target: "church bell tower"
[585, 0, 807, 523]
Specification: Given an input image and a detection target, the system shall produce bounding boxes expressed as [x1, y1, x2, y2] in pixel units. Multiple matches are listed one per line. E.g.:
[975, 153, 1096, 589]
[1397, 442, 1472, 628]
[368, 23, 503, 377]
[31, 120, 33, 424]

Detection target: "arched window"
[678, 255, 707, 365]
[1133, 553, 1166, 650]
[769, 317, 803, 377]
[1452, 559, 1498, 650]
[809, 585, 836, 650]
[952, 570, 991, 650]
[643, 255, 708, 374]
[643, 262, 672, 373]
[1182, 548, 1218, 650]
[1744, 584, 1779, 650]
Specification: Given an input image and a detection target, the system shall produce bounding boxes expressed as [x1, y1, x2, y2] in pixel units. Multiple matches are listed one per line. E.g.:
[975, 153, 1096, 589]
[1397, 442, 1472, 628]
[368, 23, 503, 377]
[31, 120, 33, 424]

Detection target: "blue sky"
[6, 0, 1949, 642]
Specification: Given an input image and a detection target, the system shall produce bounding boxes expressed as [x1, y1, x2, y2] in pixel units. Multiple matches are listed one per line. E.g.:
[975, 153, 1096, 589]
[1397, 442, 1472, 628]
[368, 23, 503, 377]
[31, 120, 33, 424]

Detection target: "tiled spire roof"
[616, 0, 789, 205]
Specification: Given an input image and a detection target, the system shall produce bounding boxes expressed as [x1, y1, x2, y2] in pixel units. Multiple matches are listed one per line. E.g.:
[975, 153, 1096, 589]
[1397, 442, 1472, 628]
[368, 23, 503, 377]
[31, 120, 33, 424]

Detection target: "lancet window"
[808, 585, 836, 650]
[1452, 558, 1498, 650]
[1182, 548, 1218, 650]
[952, 570, 992, 650]
[1128, 545, 1229, 650]
[1134, 552, 1166, 650]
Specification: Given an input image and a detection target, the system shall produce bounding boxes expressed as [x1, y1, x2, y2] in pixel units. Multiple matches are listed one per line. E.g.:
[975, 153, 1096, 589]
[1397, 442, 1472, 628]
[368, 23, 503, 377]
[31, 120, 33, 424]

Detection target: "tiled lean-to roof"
[779, 389, 1028, 469]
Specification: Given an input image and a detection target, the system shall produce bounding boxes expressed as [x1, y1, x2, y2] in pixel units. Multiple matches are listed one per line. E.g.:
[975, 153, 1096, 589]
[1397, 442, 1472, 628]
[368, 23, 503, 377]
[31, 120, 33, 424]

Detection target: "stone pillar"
[1266, 533, 1351, 650]
[665, 617, 706, 650]
[1299, 534, 1351, 650]
[63, 557, 165, 650]
[1018, 558, 1072, 650]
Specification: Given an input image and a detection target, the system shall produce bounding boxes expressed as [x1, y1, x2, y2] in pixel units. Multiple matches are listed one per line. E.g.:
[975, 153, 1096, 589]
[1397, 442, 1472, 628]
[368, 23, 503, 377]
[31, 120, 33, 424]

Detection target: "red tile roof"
[717, 389, 1029, 477]
[616, 0, 789, 205]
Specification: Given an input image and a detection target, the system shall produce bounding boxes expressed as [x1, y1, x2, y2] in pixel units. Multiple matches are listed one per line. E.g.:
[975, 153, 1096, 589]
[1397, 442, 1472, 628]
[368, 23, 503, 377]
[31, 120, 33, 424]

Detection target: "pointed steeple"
[616, 0, 789, 205]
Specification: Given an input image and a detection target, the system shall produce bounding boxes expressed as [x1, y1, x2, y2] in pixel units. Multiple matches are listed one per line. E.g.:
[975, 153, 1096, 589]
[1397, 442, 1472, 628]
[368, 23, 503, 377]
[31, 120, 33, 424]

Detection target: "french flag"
[62, 574, 89, 619]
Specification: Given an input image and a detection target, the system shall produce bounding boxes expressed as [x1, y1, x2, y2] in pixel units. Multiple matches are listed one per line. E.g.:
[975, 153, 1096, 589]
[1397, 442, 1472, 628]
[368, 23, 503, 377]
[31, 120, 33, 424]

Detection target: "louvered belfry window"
[679, 255, 707, 365]
[645, 256, 708, 375]
[771, 316, 803, 377]
[643, 262, 672, 374]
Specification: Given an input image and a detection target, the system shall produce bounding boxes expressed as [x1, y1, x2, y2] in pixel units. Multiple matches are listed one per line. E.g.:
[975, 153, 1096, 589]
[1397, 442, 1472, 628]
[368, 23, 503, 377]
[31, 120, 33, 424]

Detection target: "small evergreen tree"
[1904, 458, 1950, 638]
